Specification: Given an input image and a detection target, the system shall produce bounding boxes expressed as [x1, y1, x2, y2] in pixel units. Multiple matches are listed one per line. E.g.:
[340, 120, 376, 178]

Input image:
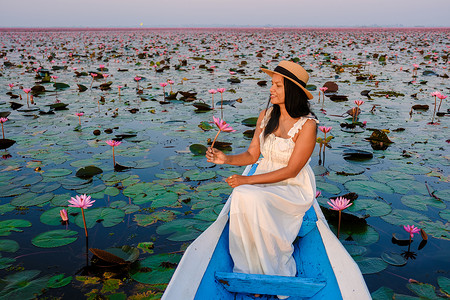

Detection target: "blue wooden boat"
[163, 164, 370, 300]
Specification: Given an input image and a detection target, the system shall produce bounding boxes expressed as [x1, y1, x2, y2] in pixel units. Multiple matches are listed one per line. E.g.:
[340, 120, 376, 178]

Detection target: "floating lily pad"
[316, 182, 341, 195]
[371, 170, 414, 183]
[241, 117, 258, 127]
[381, 209, 430, 226]
[381, 251, 407, 266]
[47, 274, 73, 288]
[0, 255, 16, 269]
[40, 207, 71, 226]
[0, 239, 19, 253]
[437, 276, 450, 296]
[183, 169, 216, 181]
[74, 208, 125, 228]
[371, 287, 394, 300]
[42, 168, 72, 177]
[329, 164, 365, 175]
[0, 270, 49, 298]
[348, 199, 392, 217]
[156, 218, 206, 241]
[343, 244, 367, 257]
[407, 282, 439, 299]
[155, 171, 181, 180]
[418, 220, 450, 241]
[401, 195, 446, 211]
[76, 165, 103, 179]
[32, 230, 78, 248]
[189, 144, 207, 155]
[344, 180, 394, 197]
[354, 257, 388, 274]
[0, 219, 32, 236]
[131, 253, 181, 284]
[134, 211, 177, 227]
[11, 192, 53, 207]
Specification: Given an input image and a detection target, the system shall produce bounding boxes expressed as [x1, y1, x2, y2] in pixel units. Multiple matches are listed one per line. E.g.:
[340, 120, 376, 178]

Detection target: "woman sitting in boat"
[206, 61, 318, 290]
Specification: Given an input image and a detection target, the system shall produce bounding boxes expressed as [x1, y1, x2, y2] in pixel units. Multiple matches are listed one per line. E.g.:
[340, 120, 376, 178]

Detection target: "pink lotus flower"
[75, 112, 83, 126]
[437, 93, 447, 111]
[354, 100, 364, 106]
[319, 87, 328, 92]
[8, 83, 14, 89]
[413, 64, 419, 68]
[68, 194, 95, 209]
[209, 89, 217, 94]
[229, 71, 236, 75]
[159, 82, 168, 87]
[134, 76, 142, 81]
[431, 91, 441, 97]
[328, 196, 352, 238]
[217, 88, 226, 94]
[0, 117, 7, 139]
[23, 88, 31, 94]
[68, 194, 95, 237]
[90, 73, 98, 78]
[106, 140, 122, 147]
[319, 126, 332, 134]
[103, 74, 109, 79]
[99, 64, 105, 69]
[51, 75, 58, 80]
[403, 225, 420, 239]
[106, 140, 122, 166]
[210, 116, 236, 149]
[213, 116, 236, 132]
[328, 196, 352, 211]
[59, 209, 68, 222]
[167, 80, 174, 85]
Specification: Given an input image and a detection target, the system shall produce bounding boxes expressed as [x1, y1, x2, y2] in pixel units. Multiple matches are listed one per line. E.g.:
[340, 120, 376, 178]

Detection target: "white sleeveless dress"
[229, 108, 319, 276]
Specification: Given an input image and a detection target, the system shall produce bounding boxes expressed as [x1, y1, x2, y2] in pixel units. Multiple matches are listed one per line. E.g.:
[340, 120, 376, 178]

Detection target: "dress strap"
[288, 115, 319, 138]
[260, 107, 273, 129]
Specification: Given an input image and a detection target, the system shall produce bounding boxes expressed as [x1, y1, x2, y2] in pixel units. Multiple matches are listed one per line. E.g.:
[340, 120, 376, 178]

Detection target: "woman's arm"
[206, 109, 266, 166]
[226, 119, 317, 188]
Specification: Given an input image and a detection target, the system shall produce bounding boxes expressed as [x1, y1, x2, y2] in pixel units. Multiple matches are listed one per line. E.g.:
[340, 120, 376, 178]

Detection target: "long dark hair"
[264, 77, 317, 137]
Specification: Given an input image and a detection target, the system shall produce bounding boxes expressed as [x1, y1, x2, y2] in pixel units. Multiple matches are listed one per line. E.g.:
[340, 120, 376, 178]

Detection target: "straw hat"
[261, 61, 313, 100]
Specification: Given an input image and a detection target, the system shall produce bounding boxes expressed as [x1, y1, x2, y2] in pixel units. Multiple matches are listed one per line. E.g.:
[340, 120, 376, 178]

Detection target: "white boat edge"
[162, 165, 371, 299]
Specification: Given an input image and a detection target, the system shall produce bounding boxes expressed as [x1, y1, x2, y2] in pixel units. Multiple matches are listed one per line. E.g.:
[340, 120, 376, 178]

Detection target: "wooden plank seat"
[215, 271, 326, 298]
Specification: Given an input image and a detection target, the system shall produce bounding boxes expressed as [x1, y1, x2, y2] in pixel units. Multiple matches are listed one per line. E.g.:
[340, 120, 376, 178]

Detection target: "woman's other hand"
[206, 147, 227, 164]
[226, 174, 247, 188]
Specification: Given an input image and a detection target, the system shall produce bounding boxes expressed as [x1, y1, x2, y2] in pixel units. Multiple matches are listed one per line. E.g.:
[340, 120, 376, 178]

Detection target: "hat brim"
[261, 68, 314, 100]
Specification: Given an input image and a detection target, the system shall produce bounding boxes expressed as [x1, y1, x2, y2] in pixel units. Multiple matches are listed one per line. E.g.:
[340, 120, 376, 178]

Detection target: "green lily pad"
[440, 210, 450, 223]
[381, 209, 431, 226]
[155, 171, 182, 180]
[354, 257, 388, 274]
[0, 219, 32, 236]
[131, 253, 181, 285]
[371, 286, 394, 300]
[0, 239, 19, 253]
[437, 276, 450, 296]
[381, 251, 407, 266]
[329, 164, 365, 175]
[347, 199, 392, 217]
[47, 274, 73, 288]
[316, 181, 341, 195]
[134, 211, 177, 227]
[123, 182, 154, 198]
[11, 192, 54, 207]
[198, 121, 213, 131]
[189, 144, 208, 155]
[151, 191, 180, 208]
[40, 207, 71, 226]
[74, 208, 125, 229]
[104, 186, 120, 197]
[242, 117, 257, 127]
[343, 244, 367, 257]
[387, 180, 429, 195]
[51, 193, 73, 206]
[53, 82, 70, 90]
[418, 220, 450, 241]
[0, 270, 49, 298]
[401, 195, 446, 211]
[389, 164, 431, 175]
[0, 255, 16, 269]
[371, 170, 414, 183]
[157, 218, 207, 241]
[29, 182, 61, 193]
[407, 282, 439, 299]
[42, 168, 72, 177]
[0, 203, 15, 214]
[434, 189, 450, 201]
[32, 230, 78, 248]
[76, 165, 103, 179]
[183, 169, 216, 181]
[137, 242, 154, 254]
[344, 180, 394, 197]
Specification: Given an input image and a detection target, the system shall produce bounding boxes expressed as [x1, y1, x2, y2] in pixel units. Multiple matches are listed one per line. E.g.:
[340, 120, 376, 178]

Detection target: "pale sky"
[1, 0, 449, 28]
